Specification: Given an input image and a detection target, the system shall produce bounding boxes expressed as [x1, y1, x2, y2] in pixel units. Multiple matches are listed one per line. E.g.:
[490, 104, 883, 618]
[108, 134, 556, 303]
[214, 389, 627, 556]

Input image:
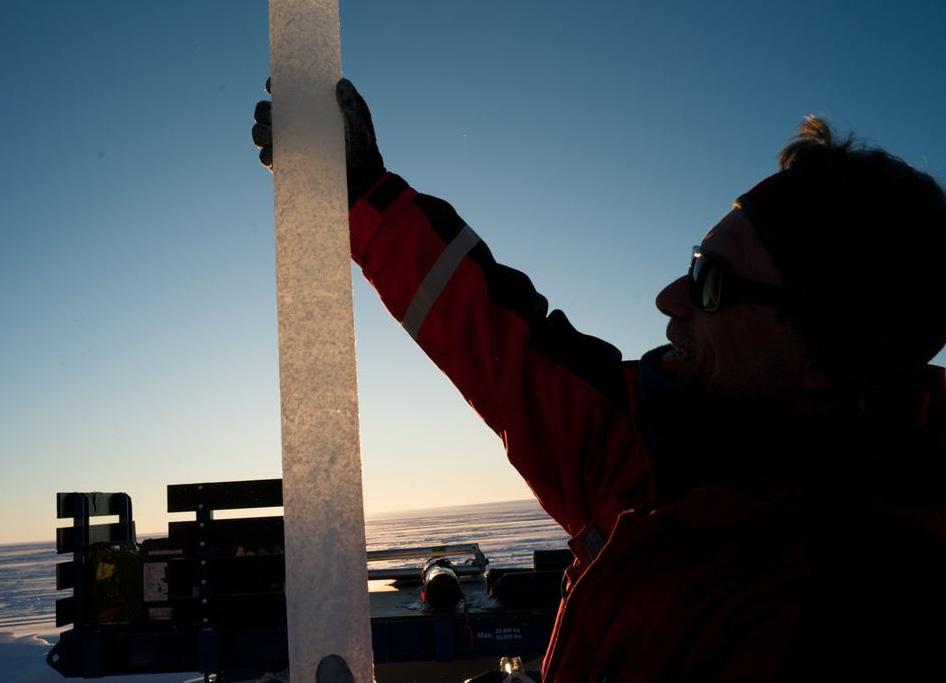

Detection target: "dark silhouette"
[253, 80, 946, 681]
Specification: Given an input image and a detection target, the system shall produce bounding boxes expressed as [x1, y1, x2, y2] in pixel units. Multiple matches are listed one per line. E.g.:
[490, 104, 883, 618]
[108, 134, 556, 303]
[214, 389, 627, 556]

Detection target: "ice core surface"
[269, 0, 373, 680]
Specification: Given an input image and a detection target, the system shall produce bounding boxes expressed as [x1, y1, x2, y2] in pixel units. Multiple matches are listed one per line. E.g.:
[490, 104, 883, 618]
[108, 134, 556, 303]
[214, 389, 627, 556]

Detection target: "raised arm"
[253, 79, 654, 536]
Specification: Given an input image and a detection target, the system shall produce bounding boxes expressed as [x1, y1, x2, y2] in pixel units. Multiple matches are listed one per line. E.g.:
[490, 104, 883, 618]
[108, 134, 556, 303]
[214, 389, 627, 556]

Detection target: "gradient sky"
[2, 1, 945, 543]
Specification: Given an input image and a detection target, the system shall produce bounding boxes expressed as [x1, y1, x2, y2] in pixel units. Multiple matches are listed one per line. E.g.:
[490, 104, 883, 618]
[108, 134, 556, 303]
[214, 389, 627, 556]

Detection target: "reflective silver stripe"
[402, 224, 481, 339]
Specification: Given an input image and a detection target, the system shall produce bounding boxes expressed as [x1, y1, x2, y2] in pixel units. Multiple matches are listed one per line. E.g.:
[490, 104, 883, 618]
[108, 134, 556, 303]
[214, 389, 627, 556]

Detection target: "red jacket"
[350, 174, 946, 681]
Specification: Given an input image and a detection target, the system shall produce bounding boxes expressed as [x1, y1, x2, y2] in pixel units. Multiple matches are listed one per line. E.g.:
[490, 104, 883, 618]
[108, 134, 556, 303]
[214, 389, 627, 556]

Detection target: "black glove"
[252, 78, 386, 207]
[316, 654, 355, 683]
[251, 77, 274, 170]
[336, 78, 386, 205]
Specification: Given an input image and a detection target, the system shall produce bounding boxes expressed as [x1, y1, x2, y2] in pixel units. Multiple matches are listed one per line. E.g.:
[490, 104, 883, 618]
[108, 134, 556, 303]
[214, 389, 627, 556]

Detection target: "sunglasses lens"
[690, 252, 722, 312]
[702, 264, 721, 311]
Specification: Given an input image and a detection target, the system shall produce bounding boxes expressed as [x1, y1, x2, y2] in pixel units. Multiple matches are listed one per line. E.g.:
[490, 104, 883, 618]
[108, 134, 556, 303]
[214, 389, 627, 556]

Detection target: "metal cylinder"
[421, 558, 462, 610]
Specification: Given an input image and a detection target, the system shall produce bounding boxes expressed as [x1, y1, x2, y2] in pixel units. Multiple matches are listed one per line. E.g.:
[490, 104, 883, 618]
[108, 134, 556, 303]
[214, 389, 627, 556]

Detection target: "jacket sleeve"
[350, 174, 654, 535]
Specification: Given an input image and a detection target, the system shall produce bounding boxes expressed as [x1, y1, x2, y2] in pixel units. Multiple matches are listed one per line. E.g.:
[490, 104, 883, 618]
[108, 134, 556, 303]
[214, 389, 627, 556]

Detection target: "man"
[253, 81, 946, 680]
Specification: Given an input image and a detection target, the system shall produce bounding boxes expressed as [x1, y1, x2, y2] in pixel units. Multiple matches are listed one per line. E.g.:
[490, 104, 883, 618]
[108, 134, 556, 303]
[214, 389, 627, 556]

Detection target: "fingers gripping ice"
[255, 77, 386, 208]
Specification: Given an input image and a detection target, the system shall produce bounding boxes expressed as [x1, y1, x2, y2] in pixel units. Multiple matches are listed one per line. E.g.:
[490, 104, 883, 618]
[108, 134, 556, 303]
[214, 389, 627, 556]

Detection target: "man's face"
[655, 209, 811, 399]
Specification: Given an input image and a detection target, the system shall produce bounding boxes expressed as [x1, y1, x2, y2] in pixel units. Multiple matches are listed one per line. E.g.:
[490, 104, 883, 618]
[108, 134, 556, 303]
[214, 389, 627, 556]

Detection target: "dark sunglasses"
[689, 246, 790, 312]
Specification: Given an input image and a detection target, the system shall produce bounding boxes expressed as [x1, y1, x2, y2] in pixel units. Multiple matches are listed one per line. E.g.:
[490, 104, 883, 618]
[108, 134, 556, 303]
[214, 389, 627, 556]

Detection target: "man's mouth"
[663, 323, 696, 365]
[665, 332, 695, 360]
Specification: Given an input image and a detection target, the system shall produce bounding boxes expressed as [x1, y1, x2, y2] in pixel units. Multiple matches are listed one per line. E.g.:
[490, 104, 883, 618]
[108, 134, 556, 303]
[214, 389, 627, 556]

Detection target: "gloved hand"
[251, 77, 274, 170]
[256, 655, 354, 683]
[316, 654, 355, 683]
[252, 78, 387, 206]
[335, 78, 386, 204]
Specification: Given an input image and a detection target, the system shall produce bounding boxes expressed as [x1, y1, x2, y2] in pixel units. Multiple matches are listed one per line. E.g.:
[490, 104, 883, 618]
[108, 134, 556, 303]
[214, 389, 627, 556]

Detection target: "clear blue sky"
[2, 1, 945, 543]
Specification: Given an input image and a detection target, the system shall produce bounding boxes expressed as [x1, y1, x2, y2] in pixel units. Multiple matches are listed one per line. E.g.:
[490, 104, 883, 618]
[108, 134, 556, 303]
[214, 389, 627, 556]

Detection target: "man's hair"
[749, 116, 946, 391]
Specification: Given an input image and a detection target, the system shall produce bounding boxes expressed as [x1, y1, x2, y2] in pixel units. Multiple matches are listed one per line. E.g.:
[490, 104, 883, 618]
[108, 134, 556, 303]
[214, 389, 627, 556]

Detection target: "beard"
[638, 346, 857, 505]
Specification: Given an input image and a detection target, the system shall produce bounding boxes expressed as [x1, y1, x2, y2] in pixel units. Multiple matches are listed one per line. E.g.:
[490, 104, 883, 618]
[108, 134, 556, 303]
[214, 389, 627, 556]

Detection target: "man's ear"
[801, 357, 835, 391]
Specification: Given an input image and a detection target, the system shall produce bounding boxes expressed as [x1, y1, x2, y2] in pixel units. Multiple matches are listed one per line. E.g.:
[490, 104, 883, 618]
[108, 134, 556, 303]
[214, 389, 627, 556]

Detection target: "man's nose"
[655, 275, 693, 319]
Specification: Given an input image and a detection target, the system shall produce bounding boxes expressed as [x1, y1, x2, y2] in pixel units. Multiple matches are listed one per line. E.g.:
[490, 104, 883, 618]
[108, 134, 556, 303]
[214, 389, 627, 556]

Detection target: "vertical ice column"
[269, 1, 373, 681]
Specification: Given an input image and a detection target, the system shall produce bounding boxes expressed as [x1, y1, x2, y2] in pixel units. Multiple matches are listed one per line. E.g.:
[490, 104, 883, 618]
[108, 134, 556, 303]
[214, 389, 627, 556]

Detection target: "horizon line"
[0, 497, 541, 547]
